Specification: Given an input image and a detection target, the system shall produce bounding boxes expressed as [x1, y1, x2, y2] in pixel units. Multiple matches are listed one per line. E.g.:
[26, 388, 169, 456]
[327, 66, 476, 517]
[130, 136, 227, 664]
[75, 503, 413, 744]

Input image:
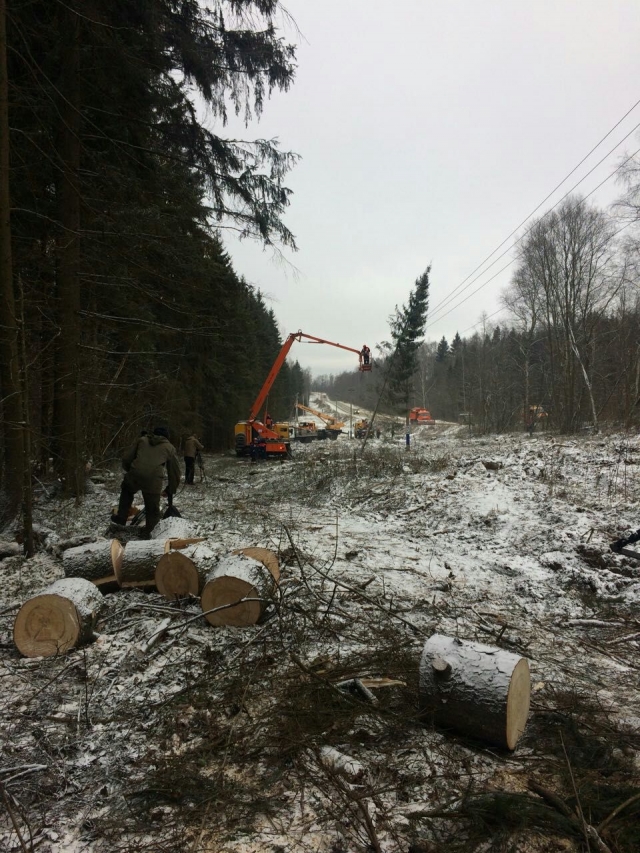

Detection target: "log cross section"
[419, 634, 531, 750]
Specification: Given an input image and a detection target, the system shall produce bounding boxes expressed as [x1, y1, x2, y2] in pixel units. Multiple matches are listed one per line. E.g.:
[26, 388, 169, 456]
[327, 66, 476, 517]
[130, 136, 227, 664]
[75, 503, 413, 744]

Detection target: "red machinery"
[409, 407, 435, 425]
[235, 331, 370, 458]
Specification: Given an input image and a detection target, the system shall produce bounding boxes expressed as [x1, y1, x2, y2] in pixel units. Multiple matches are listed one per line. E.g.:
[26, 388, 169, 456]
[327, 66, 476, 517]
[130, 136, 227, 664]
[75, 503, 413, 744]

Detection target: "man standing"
[184, 433, 204, 485]
[111, 426, 181, 534]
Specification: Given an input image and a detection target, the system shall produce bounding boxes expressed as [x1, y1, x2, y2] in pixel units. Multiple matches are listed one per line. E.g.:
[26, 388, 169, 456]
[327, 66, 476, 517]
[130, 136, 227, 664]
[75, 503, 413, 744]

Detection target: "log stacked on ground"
[149, 517, 203, 548]
[0, 540, 21, 559]
[232, 547, 280, 582]
[201, 553, 277, 626]
[14, 578, 104, 658]
[63, 539, 123, 587]
[155, 545, 280, 602]
[419, 634, 530, 750]
[155, 542, 217, 600]
[115, 539, 168, 588]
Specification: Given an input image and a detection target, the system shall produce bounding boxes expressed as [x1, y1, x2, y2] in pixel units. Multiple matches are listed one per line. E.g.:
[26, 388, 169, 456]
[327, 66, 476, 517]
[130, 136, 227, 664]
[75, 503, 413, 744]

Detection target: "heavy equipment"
[354, 418, 369, 439]
[296, 403, 345, 440]
[409, 407, 435, 425]
[235, 331, 370, 458]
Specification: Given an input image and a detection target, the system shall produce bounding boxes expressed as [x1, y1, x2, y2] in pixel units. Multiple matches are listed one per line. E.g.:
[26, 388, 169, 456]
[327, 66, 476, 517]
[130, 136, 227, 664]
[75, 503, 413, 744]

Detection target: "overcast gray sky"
[221, 0, 640, 376]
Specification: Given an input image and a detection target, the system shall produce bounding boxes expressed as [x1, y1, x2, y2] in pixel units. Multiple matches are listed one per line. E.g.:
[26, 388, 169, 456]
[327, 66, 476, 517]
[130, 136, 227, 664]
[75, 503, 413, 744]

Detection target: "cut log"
[115, 539, 168, 588]
[201, 553, 276, 626]
[232, 546, 280, 582]
[149, 517, 201, 542]
[63, 539, 123, 588]
[419, 634, 530, 750]
[155, 542, 218, 600]
[0, 540, 21, 559]
[14, 578, 104, 658]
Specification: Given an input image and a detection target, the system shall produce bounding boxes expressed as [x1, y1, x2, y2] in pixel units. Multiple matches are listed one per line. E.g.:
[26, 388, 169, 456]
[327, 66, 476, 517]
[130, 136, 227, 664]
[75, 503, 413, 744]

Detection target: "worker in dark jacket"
[183, 433, 204, 485]
[111, 426, 181, 533]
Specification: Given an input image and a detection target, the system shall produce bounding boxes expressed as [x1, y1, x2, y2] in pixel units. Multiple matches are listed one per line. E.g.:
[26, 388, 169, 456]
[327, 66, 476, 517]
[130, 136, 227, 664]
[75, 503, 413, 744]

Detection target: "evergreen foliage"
[1, 0, 299, 497]
[384, 267, 431, 411]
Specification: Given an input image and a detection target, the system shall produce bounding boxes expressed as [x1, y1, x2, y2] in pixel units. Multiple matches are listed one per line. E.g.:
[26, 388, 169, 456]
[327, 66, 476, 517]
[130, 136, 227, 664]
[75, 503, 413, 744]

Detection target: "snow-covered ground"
[1, 426, 639, 852]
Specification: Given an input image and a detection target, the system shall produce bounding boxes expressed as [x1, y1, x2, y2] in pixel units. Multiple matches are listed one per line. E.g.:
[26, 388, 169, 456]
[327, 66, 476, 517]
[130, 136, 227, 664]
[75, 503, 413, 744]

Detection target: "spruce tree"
[386, 267, 431, 412]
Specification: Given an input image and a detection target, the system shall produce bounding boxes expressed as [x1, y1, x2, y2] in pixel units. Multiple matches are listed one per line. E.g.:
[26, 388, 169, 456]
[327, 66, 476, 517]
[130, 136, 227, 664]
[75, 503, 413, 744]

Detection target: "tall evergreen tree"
[435, 336, 449, 362]
[386, 267, 431, 412]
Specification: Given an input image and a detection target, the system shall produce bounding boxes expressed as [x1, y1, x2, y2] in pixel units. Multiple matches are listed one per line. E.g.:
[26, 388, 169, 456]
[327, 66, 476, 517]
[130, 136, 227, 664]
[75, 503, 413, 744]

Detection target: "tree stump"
[63, 539, 123, 588]
[201, 553, 276, 626]
[14, 578, 104, 658]
[155, 542, 217, 600]
[419, 634, 530, 750]
[115, 539, 168, 588]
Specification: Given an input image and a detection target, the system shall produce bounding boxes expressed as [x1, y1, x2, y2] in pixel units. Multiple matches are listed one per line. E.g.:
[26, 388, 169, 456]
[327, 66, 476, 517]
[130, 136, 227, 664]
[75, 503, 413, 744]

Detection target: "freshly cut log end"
[201, 553, 276, 627]
[232, 546, 280, 582]
[506, 658, 531, 750]
[419, 634, 531, 751]
[62, 538, 123, 588]
[14, 578, 104, 658]
[156, 550, 202, 599]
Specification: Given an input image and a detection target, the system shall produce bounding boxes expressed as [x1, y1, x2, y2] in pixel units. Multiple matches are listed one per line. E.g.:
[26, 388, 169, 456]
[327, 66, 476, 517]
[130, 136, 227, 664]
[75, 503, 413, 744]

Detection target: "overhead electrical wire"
[425, 98, 640, 328]
[425, 139, 640, 330]
[427, 128, 640, 328]
[456, 218, 636, 337]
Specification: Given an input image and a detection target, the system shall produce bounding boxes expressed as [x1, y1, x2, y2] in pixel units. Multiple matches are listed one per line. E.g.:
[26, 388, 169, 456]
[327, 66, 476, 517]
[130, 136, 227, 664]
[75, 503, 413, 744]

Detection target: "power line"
[426, 98, 640, 324]
[425, 141, 640, 330]
[452, 219, 636, 338]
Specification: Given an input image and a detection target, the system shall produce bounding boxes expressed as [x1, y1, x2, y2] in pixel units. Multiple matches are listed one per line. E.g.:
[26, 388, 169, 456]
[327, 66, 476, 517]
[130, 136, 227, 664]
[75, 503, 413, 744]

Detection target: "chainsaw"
[609, 528, 640, 560]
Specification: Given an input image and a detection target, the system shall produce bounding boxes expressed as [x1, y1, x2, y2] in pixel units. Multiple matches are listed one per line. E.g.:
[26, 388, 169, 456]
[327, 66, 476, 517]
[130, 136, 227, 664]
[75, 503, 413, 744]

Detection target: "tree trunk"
[116, 539, 167, 588]
[63, 539, 123, 587]
[419, 634, 530, 750]
[14, 577, 103, 658]
[201, 553, 276, 626]
[0, 0, 24, 518]
[53, 3, 83, 497]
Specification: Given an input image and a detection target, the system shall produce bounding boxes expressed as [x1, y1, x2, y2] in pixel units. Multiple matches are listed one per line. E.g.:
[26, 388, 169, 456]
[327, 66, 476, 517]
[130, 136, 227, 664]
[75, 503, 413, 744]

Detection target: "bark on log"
[115, 539, 168, 588]
[419, 634, 530, 750]
[14, 578, 104, 658]
[149, 517, 201, 543]
[201, 553, 276, 626]
[63, 539, 123, 588]
[231, 547, 280, 582]
[155, 542, 218, 600]
[0, 540, 21, 559]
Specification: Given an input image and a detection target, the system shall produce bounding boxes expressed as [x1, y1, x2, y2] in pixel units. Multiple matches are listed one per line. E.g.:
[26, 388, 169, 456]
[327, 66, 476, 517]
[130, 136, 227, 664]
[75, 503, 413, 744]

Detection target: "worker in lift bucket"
[360, 344, 370, 365]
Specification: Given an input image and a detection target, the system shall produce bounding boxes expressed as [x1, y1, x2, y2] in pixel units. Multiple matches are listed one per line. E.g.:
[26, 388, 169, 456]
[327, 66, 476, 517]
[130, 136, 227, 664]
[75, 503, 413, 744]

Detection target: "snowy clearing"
[1, 425, 639, 852]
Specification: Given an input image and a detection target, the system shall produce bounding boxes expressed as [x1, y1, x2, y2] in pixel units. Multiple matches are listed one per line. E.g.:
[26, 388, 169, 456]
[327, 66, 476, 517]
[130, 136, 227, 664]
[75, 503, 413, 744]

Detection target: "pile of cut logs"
[13, 517, 280, 658]
[11, 517, 533, 751]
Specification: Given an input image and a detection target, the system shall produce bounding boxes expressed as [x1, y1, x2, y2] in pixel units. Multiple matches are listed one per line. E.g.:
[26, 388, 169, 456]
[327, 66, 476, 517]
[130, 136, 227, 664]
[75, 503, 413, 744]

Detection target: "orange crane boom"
[235, 331, 369, 457]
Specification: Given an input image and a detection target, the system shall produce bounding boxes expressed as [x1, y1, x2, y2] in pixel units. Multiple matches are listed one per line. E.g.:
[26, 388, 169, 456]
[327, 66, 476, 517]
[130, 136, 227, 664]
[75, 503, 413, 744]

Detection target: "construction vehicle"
[354, 418, 369, 439]
[296, 403, 345, 440]
[409, 407, 435, 425]
[235, 331, 371, 458]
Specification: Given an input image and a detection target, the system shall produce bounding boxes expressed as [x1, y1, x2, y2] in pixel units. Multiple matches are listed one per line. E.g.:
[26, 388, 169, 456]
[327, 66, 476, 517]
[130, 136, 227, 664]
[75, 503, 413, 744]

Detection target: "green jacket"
[184, 435, 204, 457]
[122, 435, 181, 495]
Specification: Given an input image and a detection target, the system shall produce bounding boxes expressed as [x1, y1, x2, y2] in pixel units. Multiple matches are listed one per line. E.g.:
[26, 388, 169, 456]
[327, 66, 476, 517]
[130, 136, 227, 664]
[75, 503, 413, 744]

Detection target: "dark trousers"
[185, 456, 195, 484]
[116, 476, 161, 533]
